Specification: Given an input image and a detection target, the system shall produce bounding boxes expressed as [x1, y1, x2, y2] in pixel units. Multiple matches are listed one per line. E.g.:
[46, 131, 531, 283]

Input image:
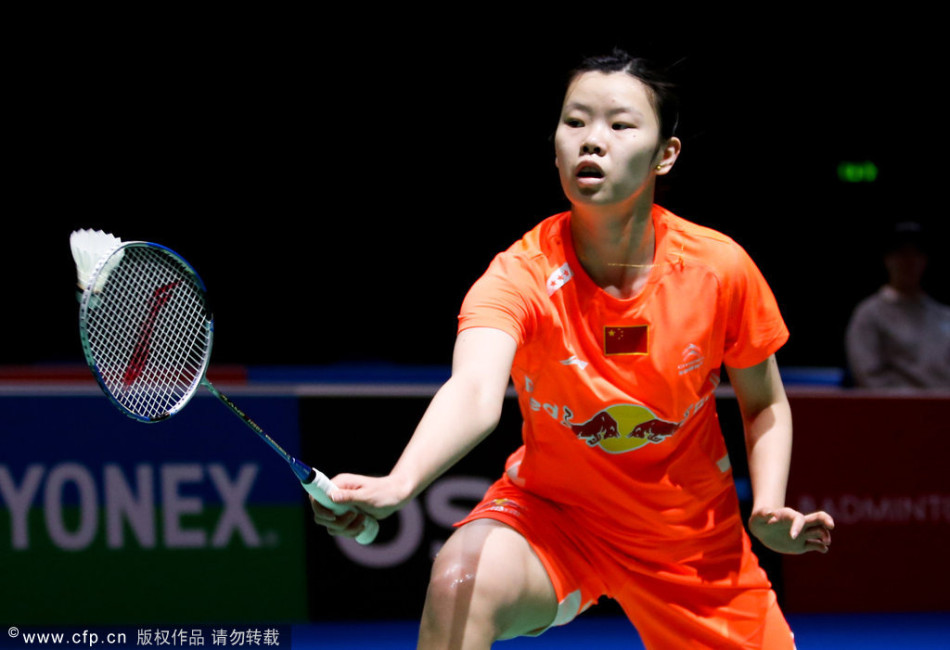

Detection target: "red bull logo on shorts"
[561, 404, 681, 454]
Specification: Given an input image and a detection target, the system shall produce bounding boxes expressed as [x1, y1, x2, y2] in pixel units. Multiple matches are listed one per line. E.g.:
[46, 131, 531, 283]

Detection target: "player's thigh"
[424, 519, 558, 640]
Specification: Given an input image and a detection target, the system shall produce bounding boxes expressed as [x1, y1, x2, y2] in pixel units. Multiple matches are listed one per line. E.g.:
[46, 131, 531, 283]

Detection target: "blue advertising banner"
[0, 391, 308, 625]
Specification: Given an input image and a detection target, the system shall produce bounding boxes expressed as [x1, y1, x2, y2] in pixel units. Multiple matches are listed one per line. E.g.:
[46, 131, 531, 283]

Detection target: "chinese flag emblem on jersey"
[604, 325, 649, 355]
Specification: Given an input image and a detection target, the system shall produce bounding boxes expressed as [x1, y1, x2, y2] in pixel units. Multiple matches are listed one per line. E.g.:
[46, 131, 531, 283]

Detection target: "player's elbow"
[445, 373, 507, 435]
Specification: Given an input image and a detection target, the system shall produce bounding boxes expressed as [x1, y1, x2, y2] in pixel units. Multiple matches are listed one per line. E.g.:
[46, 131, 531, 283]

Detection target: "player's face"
[555, 71, 679, 209]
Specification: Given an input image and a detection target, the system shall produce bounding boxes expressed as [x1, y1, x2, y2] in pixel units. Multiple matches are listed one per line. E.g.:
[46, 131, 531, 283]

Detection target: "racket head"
[79, 242, 214, 423]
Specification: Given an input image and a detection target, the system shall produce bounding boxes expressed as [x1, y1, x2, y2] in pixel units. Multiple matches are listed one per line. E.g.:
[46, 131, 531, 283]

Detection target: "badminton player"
[311, 50, 834, 649]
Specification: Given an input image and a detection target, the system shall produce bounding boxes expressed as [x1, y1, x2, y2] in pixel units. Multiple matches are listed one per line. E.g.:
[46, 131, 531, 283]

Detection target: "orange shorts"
[457, 476, 795, 650]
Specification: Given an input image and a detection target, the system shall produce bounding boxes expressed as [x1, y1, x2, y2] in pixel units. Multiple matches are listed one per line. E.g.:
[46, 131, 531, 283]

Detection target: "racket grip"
[302, 469, 379, 545]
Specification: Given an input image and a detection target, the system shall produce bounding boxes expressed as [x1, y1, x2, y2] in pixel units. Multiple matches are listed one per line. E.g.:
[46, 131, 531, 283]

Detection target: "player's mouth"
[575, 162, 604, 179]
[575, 162, 605, 187]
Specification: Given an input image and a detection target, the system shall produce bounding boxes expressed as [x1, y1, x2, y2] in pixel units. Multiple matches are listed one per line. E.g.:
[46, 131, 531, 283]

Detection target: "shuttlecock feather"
[69, 229, 123, 290]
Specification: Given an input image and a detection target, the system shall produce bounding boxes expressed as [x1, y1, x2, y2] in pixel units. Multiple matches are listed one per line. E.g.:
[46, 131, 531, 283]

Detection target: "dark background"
[8, 15, 949, 372]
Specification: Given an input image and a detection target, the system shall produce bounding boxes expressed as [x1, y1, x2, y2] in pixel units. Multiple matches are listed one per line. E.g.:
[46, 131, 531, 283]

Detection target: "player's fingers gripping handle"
[302, 469, 379, 545]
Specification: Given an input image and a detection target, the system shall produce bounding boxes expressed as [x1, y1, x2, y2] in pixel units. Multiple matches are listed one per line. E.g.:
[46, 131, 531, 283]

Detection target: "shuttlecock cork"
[70, 229, 123, 290]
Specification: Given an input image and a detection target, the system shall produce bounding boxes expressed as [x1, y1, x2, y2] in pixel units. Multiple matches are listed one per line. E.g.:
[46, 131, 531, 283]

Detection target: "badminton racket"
[75, 237, 378, 544]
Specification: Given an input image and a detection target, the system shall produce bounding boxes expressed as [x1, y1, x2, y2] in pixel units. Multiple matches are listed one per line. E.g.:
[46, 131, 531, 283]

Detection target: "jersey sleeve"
[721, 244, 789, 368]
[457, 252, 539, 347]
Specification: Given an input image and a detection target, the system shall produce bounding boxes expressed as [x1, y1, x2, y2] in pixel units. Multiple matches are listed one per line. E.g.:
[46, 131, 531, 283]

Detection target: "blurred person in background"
[846, 221, 950, 388]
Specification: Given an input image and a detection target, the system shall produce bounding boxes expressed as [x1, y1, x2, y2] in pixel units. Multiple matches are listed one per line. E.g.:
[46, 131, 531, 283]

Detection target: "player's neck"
[570, 202, 656, 298]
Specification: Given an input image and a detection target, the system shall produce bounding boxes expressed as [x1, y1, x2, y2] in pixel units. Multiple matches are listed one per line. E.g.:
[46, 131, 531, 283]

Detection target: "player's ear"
[654, 137, 681, 176]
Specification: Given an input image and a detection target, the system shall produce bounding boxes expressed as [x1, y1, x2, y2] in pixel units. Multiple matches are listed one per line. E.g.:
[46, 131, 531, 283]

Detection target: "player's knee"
[425, 546, 481, 613]
[421, 521, 556, 644]
[425, 533, 518, 628]
[421, 550, 494, 646]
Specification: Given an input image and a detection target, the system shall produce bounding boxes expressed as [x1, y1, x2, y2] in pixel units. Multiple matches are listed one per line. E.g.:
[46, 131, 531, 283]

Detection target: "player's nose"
[581, 141, 604, 155]
[580, 126, 606, 155]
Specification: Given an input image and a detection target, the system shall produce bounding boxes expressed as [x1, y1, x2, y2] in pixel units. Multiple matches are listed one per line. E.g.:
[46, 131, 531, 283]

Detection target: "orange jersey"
[458, 205, 789, 560]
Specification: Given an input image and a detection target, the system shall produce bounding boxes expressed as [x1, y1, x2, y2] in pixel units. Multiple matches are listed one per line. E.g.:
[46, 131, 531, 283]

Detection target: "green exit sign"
[838, 161, 878, 183]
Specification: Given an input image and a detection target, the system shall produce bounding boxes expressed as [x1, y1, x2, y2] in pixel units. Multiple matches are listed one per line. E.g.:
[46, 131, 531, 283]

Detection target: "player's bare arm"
[727, 355, 834, 554]
[311, 327, 517, 537]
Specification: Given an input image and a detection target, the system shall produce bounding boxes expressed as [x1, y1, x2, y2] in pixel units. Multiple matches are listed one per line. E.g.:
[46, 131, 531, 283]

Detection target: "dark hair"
[569, 49, 680, 141]
[884, 221, 928, 255]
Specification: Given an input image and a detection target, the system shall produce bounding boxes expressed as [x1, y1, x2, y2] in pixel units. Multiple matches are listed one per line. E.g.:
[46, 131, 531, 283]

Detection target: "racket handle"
[302, 468, 379, 545]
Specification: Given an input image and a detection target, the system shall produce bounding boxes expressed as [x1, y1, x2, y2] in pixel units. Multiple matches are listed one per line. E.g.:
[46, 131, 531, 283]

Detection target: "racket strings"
[150, 284, 209, 407]
[83, 246, 212, 420]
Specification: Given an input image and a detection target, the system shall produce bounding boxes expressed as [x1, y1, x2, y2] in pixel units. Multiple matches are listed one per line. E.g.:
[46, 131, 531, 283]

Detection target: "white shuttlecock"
[69, 229, 123, 290]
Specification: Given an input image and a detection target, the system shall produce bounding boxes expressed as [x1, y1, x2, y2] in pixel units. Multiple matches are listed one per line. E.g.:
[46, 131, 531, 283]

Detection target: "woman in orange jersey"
[312, 50, 834, 649]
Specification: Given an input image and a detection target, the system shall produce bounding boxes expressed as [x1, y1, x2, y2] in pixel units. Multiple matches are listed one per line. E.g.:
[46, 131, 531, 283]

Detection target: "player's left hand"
[749, 507, 834, 555]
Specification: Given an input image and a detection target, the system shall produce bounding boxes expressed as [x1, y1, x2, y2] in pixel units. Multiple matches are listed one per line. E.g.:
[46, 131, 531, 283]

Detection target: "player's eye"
[612, 122, 634, 131]
[564, 117, 584, 128]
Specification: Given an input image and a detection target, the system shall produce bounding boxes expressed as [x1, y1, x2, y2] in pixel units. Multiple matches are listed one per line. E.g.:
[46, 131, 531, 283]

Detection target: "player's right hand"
[310, 497, 371, 538]
[310, 473, 413, 538]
